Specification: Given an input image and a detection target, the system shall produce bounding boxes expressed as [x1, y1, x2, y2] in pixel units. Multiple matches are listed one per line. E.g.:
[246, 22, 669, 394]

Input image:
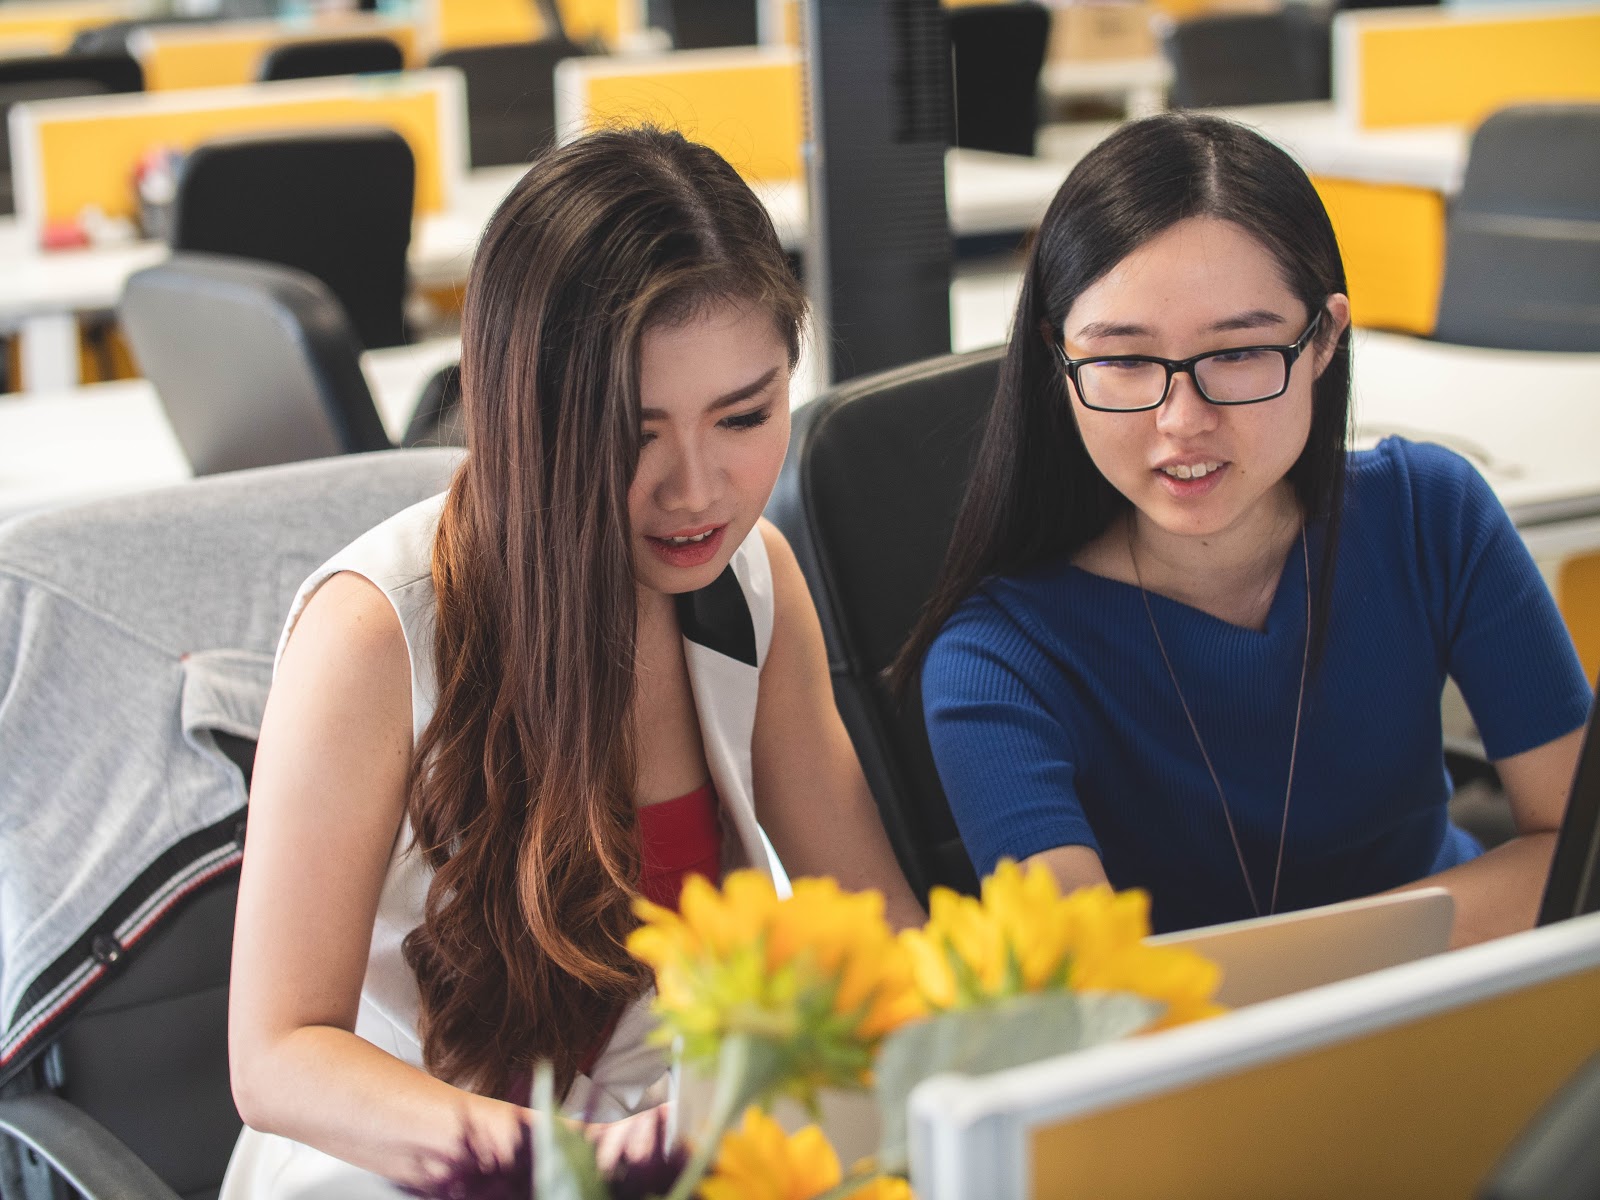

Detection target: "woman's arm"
[750, 521, 925, 929]
[228, 572, 530, 1185]
[1393, 725, 1583, 949]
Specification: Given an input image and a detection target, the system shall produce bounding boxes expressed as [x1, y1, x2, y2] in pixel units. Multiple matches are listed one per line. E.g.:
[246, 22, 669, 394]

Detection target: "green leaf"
[872, 990, 1159, 1173]
[530, 1063, 610, 1200]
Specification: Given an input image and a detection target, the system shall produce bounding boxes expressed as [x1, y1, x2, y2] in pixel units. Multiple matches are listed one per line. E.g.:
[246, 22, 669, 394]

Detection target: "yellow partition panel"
[133, 19, 419, 91]
[1030, 963, 1600, 1199]
[558, 0, 632, 46]
[559, 50, 803, 183]
[1559, 552, 1600, 686]
[15, 74, 460, 233]
[1347, 8, 1600, 130]
[0, 0, 143, 55]
[429, 0, 547, 50]
[1312, 175, 1444, 336]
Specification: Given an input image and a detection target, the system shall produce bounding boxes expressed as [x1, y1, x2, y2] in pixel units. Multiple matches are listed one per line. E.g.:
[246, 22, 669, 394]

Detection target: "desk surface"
[0, 336, 460, 519]
[1037, 103, 1468, 196]
[0, 149, 1070, 328]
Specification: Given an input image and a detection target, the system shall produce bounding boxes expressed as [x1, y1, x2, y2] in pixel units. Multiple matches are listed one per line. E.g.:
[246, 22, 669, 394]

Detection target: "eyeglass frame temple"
[1049, 306, 1327, 413]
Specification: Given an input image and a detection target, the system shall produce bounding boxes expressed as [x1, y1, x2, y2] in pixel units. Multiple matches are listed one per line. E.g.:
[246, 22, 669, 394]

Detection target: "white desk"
[1, 150, 1070, 393]
[1041, 56, 1173, 119]
[0, 335, 461, 520]
[1038, 103, 1469, 196]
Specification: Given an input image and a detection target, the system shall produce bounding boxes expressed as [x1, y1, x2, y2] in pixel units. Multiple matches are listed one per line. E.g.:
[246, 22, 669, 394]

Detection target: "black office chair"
[645, 0, 760, 49]
[766, 347, 1004, 902]
[1479, 1050, 1600, 1199]
[948, 2, 1051, 157]
[0, 54, 143, 215]
[121, 253, 443, 475]
[402, 361, 465, 448]
[427, 38, 588, 167]
[169, 126, 414, 350]
[66, 16, 217, 56]
[0, 449, 462, 1200]
[1434, 104, 1600, 352]
[256, 35, 405, 82]
[1166, 10, 1331, 109]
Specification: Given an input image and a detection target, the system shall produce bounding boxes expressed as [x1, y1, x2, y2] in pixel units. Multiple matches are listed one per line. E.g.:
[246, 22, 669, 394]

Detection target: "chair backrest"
[1166, 11, 1328, 108]
[256, 35, 405, 82]
[120, 252, 391, 476]
[765, 347, 1005, 901]
[645, 0, 761, 49]
[169, 126, 414, 350]
[401, 360, 465, 448]
[0, 449, 462, 1200]
[1435, 104, 1600, 352]
[427, 38, 586, 167]
[948, 2, 1050, 157]
[66, 16, 215, 56]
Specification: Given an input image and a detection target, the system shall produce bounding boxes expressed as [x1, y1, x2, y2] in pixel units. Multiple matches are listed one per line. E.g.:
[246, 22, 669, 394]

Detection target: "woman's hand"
[587, 1104, 671, 1173]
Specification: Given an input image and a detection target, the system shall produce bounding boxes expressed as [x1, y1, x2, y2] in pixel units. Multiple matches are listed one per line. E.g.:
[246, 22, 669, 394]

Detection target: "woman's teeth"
[664, 530, 716, 545]
[1161, 462, 1221, 480]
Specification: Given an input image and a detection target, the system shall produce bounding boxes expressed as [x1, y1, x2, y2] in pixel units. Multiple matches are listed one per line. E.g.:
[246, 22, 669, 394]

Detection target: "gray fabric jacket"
[0, 449, 461, 1082]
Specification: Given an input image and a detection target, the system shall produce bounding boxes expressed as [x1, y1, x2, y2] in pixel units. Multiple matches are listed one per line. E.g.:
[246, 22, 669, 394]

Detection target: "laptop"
[1148, 887, 1456, 1008]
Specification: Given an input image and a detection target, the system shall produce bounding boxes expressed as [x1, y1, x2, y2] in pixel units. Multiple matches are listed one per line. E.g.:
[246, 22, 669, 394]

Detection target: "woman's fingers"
[588, 1104, 669, 1172]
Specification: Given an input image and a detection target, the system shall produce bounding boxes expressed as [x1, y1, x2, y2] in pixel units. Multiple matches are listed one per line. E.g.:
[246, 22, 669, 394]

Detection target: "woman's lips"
[644, 524, 727, 569]
[1154, 462, 1229, 498]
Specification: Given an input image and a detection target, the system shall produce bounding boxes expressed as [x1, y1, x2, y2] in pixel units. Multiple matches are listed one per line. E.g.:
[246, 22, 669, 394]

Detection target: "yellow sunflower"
[698, 1108, 914, 1200]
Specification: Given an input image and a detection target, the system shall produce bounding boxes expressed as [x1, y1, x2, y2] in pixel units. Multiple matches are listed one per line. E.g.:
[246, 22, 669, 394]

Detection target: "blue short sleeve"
[1399, 439, 1592, 759]
[921, 594, 1100, 878]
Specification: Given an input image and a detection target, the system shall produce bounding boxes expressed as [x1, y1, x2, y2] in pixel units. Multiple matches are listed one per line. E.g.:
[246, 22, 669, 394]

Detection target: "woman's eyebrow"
[1074, 310, 1290, 342]
[640, 365, 781, 420]
[1206, 309, 1289, 333]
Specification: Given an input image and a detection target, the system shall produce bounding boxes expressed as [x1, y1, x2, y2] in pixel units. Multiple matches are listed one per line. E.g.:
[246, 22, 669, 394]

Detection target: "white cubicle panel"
[909, 910, 1600, 1200]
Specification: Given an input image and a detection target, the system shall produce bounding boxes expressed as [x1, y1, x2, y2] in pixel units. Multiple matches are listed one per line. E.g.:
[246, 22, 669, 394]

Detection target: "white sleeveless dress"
[220, 494, 777, 1199]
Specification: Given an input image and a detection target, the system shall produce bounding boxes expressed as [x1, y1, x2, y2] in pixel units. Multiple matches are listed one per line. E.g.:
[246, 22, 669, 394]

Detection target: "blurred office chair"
[948, 2, 1050, 157]
[427, 38, 587, 167]
[766, 347, 1004, 902]
[256, 35, 405, 82]
[1479, 1050, 1600, 1199]
[0, 448, 462, 1200]
[0, 54, 143, 215]
[1166, 10, 1331, 109]
[645, 0, 760, 49]
[121, 253, 438, 476]
[66, 15, 216, 56]
[169, 126, 414, 350]
[402, 361, 465, 448]
[1434, 104, 1600, 352]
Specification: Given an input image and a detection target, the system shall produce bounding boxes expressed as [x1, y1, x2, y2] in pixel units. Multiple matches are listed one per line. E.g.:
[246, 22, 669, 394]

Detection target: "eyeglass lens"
[1077, 349, 1288, 410]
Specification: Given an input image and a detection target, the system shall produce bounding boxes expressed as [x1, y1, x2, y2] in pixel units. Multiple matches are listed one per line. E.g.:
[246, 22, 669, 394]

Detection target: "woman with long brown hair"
[220, 127, 922, 1198]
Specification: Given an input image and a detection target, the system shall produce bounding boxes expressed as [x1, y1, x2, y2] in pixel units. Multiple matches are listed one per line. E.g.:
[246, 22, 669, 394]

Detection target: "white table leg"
[18, 314, 81, 393]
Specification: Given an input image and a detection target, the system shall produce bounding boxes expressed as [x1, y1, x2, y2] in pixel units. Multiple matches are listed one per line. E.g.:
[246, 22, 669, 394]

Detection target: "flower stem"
[660, 1033, 762, 1200]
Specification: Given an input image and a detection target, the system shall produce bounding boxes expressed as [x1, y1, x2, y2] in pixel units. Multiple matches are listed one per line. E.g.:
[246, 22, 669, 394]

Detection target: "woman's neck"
[1096, 485, 1303, 630]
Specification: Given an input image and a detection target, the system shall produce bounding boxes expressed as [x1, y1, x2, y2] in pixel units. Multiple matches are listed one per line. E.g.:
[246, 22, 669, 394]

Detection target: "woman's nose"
[658, 443, 716, 514]
[1155, 370, 1218, 436]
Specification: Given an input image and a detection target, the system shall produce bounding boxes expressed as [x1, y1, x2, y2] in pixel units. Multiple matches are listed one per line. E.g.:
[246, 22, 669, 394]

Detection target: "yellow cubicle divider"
[129, 17, 421, 92]
[426, 0, 548, 50]
[7, 70, 466, 239]
[1560, 553, 1600, 686]
[0, 0, 146, 56]
[1312, 175, 1445, 336]
[909, 912, 1600, 1200]
[554, 47, 803, 183]
[1335, 6, 1600, 131]
[557, 0, 636, 47]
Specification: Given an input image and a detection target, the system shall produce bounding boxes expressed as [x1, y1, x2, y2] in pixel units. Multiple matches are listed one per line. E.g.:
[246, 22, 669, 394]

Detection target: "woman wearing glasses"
[898, 113, 1590, 946]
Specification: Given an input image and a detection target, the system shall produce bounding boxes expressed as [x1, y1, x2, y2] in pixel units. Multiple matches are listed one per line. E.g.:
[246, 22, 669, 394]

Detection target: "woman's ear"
[1314, 294, 1353, 376]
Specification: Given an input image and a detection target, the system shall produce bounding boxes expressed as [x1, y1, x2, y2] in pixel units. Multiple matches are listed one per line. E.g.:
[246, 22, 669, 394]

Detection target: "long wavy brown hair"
[402, 128, 806, 1099]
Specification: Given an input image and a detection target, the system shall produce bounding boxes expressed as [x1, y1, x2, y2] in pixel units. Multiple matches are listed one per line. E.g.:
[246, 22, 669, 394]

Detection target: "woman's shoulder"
[1347, 436, 1502, 536]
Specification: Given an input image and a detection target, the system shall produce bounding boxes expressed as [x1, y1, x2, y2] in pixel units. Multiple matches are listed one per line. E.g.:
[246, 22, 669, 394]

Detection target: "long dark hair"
[403, 127, 807, 1099]
[894, 113, 1351, 691]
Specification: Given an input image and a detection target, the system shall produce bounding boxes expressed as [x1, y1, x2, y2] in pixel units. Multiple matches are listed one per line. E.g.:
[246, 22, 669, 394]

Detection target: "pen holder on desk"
[134, 146, 185, 242]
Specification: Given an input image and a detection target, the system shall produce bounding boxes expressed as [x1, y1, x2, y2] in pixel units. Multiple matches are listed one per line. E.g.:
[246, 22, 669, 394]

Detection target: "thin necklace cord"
[1127, 521, 1312, 918]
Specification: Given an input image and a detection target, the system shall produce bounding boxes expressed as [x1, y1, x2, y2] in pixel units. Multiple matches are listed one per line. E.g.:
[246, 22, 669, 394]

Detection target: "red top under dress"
[575, 782, 723, 1078]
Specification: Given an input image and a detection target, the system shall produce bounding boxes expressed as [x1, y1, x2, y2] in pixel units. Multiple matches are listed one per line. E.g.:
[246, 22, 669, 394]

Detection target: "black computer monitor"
[1538, 691, 1600, 923]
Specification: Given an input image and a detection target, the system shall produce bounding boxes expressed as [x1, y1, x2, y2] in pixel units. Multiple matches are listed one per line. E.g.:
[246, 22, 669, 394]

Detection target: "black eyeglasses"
[1053, 308, 1325, 413]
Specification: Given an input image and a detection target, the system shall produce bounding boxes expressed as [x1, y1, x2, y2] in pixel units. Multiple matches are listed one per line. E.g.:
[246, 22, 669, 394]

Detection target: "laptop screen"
[1538, 691, 1600, 924]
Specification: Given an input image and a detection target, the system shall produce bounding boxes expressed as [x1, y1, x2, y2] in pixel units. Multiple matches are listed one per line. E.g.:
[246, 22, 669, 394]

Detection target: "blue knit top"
[922, 438, 1593, 933]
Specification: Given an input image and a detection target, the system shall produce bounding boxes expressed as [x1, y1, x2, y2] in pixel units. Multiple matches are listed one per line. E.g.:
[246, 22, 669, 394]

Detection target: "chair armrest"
[0, 1092, 181, 1200]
